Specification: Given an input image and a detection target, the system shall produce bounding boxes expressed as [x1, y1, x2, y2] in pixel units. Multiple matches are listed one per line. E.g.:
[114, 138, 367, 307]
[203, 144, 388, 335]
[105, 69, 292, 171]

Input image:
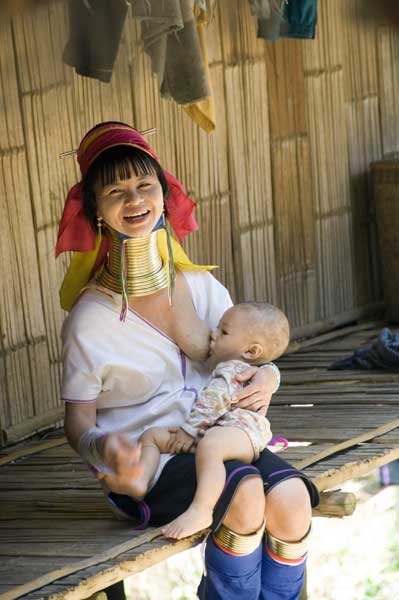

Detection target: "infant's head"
[209, 302, 290, 366]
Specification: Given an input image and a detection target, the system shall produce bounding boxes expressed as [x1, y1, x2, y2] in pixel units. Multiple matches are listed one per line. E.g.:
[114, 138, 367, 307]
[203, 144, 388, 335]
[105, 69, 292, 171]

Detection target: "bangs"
[92, 146, 159, 189]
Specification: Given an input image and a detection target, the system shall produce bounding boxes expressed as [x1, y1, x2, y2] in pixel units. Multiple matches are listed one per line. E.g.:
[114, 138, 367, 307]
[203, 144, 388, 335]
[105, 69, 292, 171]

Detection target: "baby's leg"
[162, 426, 254, 539]
[129, 427, 173, 499]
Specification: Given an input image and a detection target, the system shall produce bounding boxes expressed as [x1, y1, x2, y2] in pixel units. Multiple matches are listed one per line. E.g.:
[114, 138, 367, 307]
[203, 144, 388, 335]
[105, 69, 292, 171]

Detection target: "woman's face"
[95, 169, 164, 237]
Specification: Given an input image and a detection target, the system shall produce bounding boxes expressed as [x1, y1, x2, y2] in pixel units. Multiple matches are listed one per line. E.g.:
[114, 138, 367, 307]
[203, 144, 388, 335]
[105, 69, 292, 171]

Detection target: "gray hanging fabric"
[249, 0, 272, 19]
[257, 0, 285, 40]
[131, 0, 209, 105]
[63, 0, 128, 83]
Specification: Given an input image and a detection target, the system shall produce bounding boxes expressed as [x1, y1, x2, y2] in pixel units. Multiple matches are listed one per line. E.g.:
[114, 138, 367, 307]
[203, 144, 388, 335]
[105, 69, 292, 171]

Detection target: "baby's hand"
[166, 427, 195, 453]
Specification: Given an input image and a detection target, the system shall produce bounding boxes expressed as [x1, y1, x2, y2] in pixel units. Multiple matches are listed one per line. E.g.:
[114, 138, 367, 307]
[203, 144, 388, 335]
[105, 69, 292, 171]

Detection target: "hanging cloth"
[254, 0, 318, 41]
[131, 0, 214, 130]
[63, 0, 128, 83]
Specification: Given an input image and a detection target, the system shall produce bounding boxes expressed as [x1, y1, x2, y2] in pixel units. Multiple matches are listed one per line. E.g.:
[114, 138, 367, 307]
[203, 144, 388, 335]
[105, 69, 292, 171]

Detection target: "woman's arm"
[64, 400, 97, 452]
[64, 400, 143, 491]
[232, 365, 280, 416]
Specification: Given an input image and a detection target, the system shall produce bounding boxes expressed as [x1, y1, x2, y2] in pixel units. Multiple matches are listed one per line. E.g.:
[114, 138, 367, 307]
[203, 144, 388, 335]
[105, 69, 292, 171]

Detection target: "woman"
[58, 122, 319, 600]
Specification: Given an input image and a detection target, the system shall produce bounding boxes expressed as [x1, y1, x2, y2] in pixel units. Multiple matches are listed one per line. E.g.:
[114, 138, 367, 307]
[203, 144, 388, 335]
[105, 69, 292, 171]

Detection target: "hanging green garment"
[256, 0, 318, 41]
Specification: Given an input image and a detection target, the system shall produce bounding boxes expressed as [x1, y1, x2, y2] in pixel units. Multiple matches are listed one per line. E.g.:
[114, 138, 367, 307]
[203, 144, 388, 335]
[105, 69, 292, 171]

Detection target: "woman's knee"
[223, 475, 265, 534]
[265, 477, 312, 541]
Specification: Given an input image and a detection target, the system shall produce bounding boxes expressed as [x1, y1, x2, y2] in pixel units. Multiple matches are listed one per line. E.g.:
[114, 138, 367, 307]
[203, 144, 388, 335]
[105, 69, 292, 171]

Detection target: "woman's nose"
[124, 188, 143, 204]
[210, 329, 217, 341]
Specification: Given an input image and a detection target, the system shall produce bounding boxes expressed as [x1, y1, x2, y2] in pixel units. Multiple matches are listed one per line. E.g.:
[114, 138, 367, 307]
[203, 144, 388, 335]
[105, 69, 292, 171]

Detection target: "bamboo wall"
[0, 0, 398, 444]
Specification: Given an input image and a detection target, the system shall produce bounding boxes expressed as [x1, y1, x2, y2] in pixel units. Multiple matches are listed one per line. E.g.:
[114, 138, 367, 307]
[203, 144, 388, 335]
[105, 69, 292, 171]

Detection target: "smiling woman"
[58, 121, 319, 600]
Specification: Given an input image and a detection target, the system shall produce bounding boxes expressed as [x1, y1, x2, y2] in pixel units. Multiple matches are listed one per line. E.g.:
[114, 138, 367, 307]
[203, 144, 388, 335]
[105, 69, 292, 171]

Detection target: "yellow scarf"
[60, 229, 216, 311]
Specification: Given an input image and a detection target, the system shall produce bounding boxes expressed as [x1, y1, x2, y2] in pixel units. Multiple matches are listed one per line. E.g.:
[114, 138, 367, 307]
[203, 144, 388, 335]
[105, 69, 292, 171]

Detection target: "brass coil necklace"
[96, 226, 169, 300]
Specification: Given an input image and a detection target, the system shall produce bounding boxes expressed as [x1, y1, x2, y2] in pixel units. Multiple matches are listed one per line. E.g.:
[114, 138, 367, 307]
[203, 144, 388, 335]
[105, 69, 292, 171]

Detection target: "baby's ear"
[242, 343, 263, 361]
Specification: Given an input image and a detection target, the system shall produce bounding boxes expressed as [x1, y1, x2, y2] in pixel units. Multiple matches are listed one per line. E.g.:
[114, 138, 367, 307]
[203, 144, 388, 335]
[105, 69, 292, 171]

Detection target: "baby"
[131, 302, 290, 539]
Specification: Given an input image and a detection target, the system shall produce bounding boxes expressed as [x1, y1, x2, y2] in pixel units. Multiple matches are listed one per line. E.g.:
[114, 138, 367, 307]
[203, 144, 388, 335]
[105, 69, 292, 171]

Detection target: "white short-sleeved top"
[61, 270, 233, 484]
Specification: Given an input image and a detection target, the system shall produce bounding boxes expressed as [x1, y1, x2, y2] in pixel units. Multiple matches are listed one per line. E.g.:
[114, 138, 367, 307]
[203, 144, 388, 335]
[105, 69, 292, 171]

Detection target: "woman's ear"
[242, 343, 263, 361]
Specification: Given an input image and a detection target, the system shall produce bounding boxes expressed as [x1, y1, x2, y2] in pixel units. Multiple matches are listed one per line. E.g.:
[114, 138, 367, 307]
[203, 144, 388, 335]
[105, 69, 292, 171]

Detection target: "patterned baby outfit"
[181, 359, 272, 459]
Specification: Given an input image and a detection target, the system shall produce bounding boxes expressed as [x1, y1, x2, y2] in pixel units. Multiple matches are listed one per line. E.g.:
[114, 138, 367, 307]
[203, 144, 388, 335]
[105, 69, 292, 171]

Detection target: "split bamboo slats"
[1, 323, 399, 599]
[1, 0, 399, 440]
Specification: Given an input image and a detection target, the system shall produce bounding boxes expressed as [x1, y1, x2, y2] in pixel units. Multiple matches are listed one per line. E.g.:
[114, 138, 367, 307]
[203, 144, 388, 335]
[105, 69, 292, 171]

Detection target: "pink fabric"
[56, 123, 198, 257]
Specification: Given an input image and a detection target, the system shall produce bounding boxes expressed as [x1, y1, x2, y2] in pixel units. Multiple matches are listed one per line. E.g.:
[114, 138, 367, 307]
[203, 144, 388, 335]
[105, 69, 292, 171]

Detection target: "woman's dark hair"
[82, 143, 169, 231]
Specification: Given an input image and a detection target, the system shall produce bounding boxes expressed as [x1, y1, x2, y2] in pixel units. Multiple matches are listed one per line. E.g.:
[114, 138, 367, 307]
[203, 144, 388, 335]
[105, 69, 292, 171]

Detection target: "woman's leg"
[108, 452, 318, 600]
[162, 426, 255, 539]
[198, 474, 265, 600]
[260, 477, 312, 600]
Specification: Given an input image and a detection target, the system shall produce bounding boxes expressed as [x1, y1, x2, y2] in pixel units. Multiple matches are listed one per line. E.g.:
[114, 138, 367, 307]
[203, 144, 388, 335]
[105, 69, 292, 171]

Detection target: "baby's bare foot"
[162, 504, 212, 539]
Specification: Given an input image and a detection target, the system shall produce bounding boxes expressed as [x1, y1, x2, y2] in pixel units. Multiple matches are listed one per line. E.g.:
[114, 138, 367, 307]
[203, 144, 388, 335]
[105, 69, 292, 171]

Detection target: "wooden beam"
[1, 408, 64, 446]
[0, 437, 67, 467]
[287, 320, 383, 353]
[289, 303, 384, 342]
[312, 491, 356, 518]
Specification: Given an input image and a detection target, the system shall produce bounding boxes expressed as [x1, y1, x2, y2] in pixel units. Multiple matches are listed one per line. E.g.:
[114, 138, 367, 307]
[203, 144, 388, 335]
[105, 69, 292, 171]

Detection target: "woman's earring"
[97, 216, 103, 231]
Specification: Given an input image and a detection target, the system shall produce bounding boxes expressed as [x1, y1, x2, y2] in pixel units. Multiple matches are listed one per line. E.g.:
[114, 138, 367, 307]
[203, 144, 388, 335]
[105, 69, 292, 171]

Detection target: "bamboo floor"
[1, 322, 399, 600]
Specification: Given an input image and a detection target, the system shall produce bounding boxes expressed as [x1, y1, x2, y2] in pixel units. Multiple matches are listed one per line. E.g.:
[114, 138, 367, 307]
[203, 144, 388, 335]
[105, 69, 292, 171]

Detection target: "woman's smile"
[123, 208, 151, 225]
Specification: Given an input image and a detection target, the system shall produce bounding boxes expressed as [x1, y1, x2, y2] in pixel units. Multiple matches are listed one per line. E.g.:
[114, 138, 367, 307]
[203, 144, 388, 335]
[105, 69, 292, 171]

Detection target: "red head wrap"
[55, 123, 198, 258]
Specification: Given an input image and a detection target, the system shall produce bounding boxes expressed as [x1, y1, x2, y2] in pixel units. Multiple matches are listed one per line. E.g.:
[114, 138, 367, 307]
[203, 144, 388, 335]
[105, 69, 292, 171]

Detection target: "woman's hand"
[96, 433, 144, 495]
[233, 366, 279, 416]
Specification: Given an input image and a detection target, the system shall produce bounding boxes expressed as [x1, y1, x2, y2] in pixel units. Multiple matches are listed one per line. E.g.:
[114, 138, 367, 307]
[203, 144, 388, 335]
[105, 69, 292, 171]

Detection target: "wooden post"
[312, 490, 356, 518]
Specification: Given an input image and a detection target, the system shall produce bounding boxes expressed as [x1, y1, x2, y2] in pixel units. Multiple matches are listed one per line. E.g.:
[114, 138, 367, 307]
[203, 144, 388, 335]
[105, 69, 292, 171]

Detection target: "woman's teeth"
[124, 210, 149, 222]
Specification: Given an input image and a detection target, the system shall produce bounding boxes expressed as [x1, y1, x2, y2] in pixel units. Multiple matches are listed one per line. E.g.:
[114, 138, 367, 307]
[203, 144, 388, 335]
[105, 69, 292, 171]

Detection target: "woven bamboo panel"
[265, 39, 307, 140]
[377, 25, 399, 155]
[11, 0, 69, 93]
[224, 60, 276, 302]
[345, 96, 382, 305]
[218, 0, 265, 64]
[340, 0, 379, 101]
[302, 0, 343, 72]
[0, 21, 25, 150]
[1, 0, 399, 441]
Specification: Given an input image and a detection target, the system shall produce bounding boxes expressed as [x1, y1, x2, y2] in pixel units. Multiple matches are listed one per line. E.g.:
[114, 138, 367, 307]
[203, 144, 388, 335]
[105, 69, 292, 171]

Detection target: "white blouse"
[61, 271, 233, 484]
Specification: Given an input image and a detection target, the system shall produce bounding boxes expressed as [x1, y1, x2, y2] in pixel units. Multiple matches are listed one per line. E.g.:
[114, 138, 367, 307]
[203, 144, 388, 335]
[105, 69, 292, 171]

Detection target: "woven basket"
[371, 158, 399, 322]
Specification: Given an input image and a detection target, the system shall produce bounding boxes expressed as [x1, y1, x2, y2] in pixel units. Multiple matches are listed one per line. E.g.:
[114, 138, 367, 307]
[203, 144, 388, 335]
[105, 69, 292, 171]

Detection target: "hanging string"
[119, 238, 129, 322]
[163, 216, 176, 305]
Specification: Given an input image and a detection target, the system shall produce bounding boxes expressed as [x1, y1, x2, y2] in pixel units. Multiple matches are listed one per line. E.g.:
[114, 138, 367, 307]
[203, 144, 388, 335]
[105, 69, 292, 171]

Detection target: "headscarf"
[56, 122, 214, 311]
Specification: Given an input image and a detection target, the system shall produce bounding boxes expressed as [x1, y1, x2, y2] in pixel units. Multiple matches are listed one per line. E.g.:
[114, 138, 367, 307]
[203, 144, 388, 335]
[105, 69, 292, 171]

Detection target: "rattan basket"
[371, 157, 399, 322]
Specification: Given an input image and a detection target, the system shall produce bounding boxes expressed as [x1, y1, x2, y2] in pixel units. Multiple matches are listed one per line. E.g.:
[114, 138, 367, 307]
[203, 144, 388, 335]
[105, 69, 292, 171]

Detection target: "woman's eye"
[139, 182, 151, 189]
[109, 188, 123, 195]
